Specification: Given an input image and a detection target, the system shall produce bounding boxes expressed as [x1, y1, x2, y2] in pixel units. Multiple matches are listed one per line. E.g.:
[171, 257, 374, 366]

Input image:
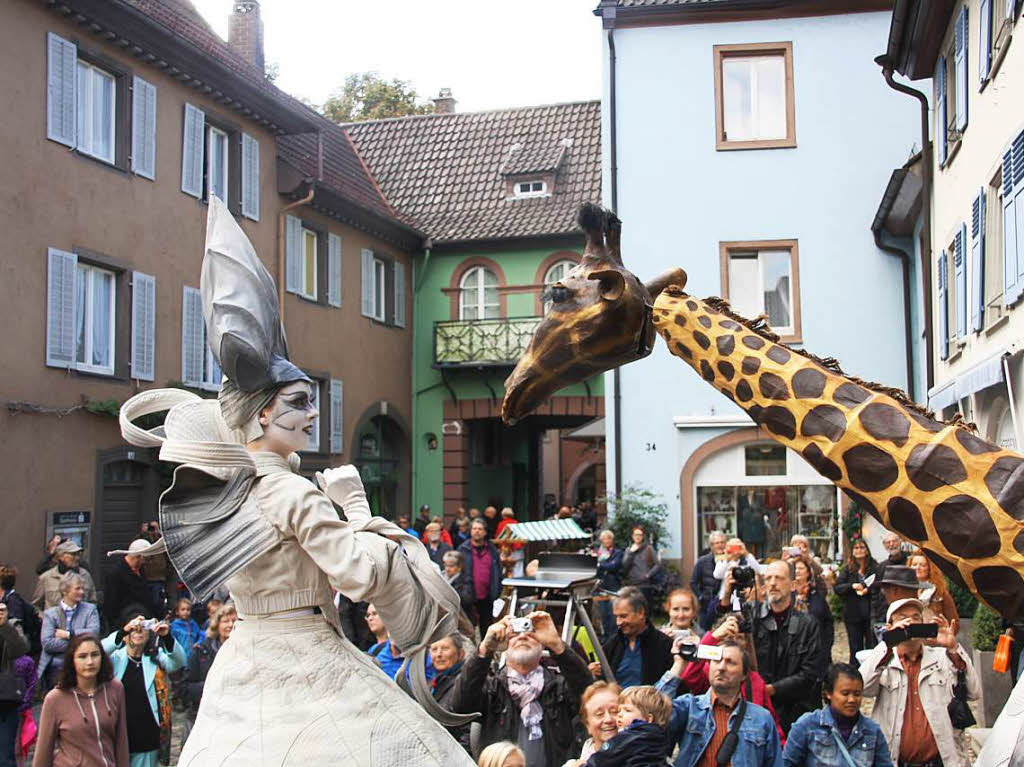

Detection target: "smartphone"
[696, 645, 723, 661]
[882, 623, 939, 646]
[673, 629, 692, 642]
[783, 546, 802, 558]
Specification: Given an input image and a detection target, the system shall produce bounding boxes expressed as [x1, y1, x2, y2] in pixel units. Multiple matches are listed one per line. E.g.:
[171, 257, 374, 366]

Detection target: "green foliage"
[972, 603, 1003, 652]
[84, 398, 120, 418]
[321, 72, 434, 123]
[949, 578, 980, 618]
[841, 500, 864, 557]
[598, 484, 670, 550]
[828, 590, 844, 624]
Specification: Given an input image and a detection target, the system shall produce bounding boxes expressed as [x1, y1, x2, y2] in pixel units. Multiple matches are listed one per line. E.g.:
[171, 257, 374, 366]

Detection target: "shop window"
[744, 444, 786, 476]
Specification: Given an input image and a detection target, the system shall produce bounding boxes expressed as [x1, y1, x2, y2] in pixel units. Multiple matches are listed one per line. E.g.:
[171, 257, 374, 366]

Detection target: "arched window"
[542, 259, 577, 313]
[459, 266, 499, 320]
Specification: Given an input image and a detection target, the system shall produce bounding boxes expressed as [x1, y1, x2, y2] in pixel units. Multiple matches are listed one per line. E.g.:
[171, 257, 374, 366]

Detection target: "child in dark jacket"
[585, 685, 671, 766]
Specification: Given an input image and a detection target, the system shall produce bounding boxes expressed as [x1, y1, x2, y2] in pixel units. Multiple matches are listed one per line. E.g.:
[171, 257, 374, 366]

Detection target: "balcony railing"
[434, 316, 542, 367]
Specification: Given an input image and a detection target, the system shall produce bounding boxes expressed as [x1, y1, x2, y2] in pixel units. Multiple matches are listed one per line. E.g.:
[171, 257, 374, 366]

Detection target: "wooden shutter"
[980, 0, 993, 84]
[938, 252, 949, 360]
[46, 33, 76, 147]
[131, 77, 157, 180]
[936, 58, 948, 166]
[1014, 129, 1024, 304]
[1004, 143, 1018, 304]
[954, 7, 968, 133]
[46, 247, 78, 368]
[972, 189, 986, 332]
[327, 233, 342, 307]
[361, 249, 375, 318]
[285, 214, 301, 294]
[180, 103, 205, 198]
[393, 261, 406, 327]
[131, 271, 156, 381]
[241, 132, 260, 221]
[955, 223, 968, 337]
[181, 286, 205, 386]
[330, 379, 343, 454]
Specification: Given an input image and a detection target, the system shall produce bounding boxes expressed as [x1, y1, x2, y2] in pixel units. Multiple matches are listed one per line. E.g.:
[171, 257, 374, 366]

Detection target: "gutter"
[871, 218, 917, 402]
[876, 57, 934, 393]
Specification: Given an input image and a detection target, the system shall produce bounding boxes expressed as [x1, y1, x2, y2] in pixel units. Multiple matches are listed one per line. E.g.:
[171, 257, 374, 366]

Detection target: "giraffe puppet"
[503, 203, 1024, 623]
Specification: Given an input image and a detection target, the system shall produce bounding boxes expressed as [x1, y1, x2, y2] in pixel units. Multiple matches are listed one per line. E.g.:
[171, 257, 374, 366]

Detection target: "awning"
[496, 519, 589, 542]
[928, 350, 1007, 411]
[564, 417, 605, 441]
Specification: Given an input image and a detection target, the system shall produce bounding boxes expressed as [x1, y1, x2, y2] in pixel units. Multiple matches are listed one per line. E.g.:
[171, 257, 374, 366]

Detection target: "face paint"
[259, 382, 317, 455]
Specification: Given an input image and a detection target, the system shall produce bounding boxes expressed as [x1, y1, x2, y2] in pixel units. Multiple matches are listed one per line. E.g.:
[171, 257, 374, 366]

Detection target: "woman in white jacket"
[117, 198, 474, 767]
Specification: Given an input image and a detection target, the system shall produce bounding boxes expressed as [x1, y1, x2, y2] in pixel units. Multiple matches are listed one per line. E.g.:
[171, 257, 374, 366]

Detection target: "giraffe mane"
[684, 290, 976, 432]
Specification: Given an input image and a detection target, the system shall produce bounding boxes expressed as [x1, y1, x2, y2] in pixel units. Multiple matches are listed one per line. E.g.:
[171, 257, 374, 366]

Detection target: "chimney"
[433, 88, 456, 115]
[228, 1, 265, 72]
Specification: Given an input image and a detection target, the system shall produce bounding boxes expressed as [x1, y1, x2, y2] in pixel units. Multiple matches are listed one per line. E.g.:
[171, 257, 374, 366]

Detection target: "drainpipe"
[876, 58, 934, 393]
[412, 239, 431, 511]
[872, 226, 916, 401]
[605, 4, 622, 500]
[278, 184, 315, 324]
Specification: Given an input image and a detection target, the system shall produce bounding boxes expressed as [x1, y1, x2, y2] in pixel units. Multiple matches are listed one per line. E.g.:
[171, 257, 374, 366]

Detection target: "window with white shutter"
[285, 215, 302, 294]
[393, 261, 406, 327]
[954, 6, 969, 133]
[298, 228, 318, 301]
[47, 33, 77, 148]
[181, 286, 205, 387]
[241, 133, 260, 221]
[303, 380, 321, 453]
[330, 379, 343, 453]
[76, 61, 116, 164]
[131, 271, 156, 381]
[361, 249, 375, 318]
[46, 248, 78, 368]
[328, 233, 342, 307]
[955, 223, 968, 337]
[131, 77, 157, 180]
[207, 126, 229, 203]
[181, 103, 205, 198]
[74, 263, 116, 375]
[972, 189, 986, 332]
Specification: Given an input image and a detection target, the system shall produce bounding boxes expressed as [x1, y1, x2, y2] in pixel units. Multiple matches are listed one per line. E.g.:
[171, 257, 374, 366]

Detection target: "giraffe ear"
[589, 269, 625, 301]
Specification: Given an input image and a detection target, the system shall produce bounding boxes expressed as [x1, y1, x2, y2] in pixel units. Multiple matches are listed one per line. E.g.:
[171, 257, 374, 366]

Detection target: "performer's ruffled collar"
[251, 451, 299, 477]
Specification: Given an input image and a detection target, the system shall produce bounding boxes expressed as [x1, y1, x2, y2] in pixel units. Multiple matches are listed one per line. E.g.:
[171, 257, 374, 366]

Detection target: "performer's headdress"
[202, 196, 310, 441]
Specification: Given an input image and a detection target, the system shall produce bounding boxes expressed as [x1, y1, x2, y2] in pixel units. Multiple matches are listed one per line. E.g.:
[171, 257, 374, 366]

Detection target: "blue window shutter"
[980, 0, 993, 84]
[181, 286, 204, 386]
[46, 247, 78, 368]
[327, 233, 342, 307]
[329, 379, 343, 454]
[393, 261, 406, 328]
[361, 249, 374, 318]
[285, 214, 301, 294]
[955, 8, 968, 133]
[180, 103, 205, 198]
[936, 58, 948, 166]
[47, 33, 76, 147]
[241, 132, 260, 221]
[131, 77, 157, 180]
[131, 271, 156, 381]
[1003, 141, 1018, 305]
[938, 253, 949, 360]
[956, 223, 968, 337]
[1015, 129, 1024, 303]
[972, 189, 986, 332]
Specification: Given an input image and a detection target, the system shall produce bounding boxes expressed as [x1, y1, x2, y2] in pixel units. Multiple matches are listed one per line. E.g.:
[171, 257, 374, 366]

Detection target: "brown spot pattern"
[759, 373, 790, 400]
[955, 429, 999, 455]
[803, 444, 843, 482]
[929, 553, 969, 591]
[792, 368, 826, 399]
[887, 497, 927, 540]
[766, 346, 791, 364]
[1015, 529, 1024, 557]
[698, 315, 713, 328]
[686, 300, 699, 311]
[934, 494, 1001, 558]
[761, 406, 797, 439]
[984, 456, 1024, 520]
[742, 335, 766, 350]
[735, 380, 753, 402]
[700, 360, 716, 383]
[907, 444, 967, 492]
[972, 566, 1024, 620]
[859, 403, 911, 447]
[910, 412, 945, 432]
[741, 357, 760, 376]
[716, 335, 735, 356]
[717, 361, 735, 381]
[843, 443, 899, 492]
[801, 405, 847, 443]
[720, 320, 742, 331]
[692, 331, 711, 351]
[674, 342, 693, 360]
[673, 314, 686, 327]
[843, 490, 881, 522]
[833, 383, 870, 409]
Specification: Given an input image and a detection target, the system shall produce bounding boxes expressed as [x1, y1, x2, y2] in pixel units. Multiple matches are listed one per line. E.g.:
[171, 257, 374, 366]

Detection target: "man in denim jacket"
[656, 639, 783, 767]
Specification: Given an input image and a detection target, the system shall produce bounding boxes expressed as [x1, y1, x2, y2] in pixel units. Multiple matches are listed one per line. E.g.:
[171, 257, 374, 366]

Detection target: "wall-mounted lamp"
[425, 432, 438, 451]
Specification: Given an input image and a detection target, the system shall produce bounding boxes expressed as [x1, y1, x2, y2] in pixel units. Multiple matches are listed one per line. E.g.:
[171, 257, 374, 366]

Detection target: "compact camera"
[510, 617, 533, 634]
[139, 618, 159, 631]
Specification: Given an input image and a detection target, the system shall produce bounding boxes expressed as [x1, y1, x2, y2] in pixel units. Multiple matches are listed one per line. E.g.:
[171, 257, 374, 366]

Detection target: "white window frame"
[302, 379, 321, 453]
[542, 259, 577, 313]
[75, 263, 116, 376]
[207, 125, 230, 203]
[726, 249, 796, 337]
[459, 266, 500, 321]
[514, 180, 547, 198]
[299, 227, 318, 301]
[373, 257, 387, 322]
[76, 60, 116, 164]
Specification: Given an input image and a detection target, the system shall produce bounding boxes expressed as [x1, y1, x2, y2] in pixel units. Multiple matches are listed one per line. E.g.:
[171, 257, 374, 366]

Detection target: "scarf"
[507, 666, 545, 740]
[431, 661, 463, 695]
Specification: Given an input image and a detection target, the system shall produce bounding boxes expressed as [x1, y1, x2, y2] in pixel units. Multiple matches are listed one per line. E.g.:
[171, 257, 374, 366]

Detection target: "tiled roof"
[344, 101, 602, 244]
[616, 0, 716, 5]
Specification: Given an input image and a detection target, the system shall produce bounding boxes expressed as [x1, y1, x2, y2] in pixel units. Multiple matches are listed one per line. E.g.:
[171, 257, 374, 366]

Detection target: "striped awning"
[496, 519, 589, 542]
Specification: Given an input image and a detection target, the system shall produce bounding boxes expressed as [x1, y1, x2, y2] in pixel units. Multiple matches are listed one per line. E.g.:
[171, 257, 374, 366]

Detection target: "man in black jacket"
[451, 611, 591, 767]
[689, 531, 727, 629]
[103, 539, 158, 628]
[590, 586, 673, 688]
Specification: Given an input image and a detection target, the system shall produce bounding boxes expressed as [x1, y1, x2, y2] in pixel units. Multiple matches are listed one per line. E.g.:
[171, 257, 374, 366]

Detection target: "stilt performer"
[116, 197, 475, 765]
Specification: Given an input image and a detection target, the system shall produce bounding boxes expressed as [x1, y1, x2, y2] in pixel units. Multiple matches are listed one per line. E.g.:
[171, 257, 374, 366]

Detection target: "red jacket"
[679, 631, 786, 744]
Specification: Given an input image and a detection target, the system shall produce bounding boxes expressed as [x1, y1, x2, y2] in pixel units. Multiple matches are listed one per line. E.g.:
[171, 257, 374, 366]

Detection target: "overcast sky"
[191, 0, 604, 113]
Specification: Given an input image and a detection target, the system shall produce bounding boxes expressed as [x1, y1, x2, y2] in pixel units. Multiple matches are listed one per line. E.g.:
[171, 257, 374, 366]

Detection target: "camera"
[139, 618, 159, 631]
[882, 623, 938, 647]
[732, 565, 756, 591]
[736, 602, 758, 635]
[510, 617, 533, 634]
[676, 643, 723, 662]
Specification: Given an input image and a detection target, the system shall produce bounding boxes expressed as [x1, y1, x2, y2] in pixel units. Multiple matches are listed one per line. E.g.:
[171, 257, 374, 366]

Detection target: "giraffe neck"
[652, 286, 1024, 622]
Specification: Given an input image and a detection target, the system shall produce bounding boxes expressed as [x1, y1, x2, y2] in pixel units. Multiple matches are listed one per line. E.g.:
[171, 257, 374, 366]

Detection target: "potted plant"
[971, 603, 1014, 726]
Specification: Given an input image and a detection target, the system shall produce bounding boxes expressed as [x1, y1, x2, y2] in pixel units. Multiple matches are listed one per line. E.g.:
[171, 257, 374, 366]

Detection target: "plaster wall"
[602, 11, 921, 559]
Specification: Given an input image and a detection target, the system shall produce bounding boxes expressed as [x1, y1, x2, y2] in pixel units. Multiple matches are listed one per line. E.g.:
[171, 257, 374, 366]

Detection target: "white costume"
[117, 198, 475, 766]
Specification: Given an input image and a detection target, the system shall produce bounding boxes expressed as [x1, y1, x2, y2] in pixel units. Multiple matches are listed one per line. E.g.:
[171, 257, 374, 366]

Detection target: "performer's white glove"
[316, 465, 372, 525]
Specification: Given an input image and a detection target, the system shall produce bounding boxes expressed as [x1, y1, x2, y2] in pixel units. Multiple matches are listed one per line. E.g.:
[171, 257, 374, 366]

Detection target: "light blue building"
[597, 0, 922, 571]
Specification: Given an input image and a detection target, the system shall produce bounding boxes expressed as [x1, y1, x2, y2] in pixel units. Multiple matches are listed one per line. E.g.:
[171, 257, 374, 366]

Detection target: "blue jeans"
[0, 707, 19, 767]
[598, 599, 616, 639]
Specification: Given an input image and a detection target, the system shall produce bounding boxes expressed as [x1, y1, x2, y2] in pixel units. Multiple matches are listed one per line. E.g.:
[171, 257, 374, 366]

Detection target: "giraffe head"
[502, 203, 686, 424]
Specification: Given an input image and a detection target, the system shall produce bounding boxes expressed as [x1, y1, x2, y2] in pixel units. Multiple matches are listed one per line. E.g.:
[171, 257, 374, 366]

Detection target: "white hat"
[127, 539, 151, 554]
[886, 597, 925, 623]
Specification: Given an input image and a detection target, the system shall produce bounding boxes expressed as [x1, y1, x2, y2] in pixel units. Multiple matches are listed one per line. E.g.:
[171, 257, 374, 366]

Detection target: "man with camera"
[655, 639, 783, 767]
[690, 531, 728, 630]
[589, 586, 674, 688]
[719, 559, 822, 733]
[450, 610, 591, 767]
[858, 598, 979, 767]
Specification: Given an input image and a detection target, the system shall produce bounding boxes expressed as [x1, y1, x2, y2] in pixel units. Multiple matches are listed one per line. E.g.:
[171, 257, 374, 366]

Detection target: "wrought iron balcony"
[434, 316, 542, 368]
